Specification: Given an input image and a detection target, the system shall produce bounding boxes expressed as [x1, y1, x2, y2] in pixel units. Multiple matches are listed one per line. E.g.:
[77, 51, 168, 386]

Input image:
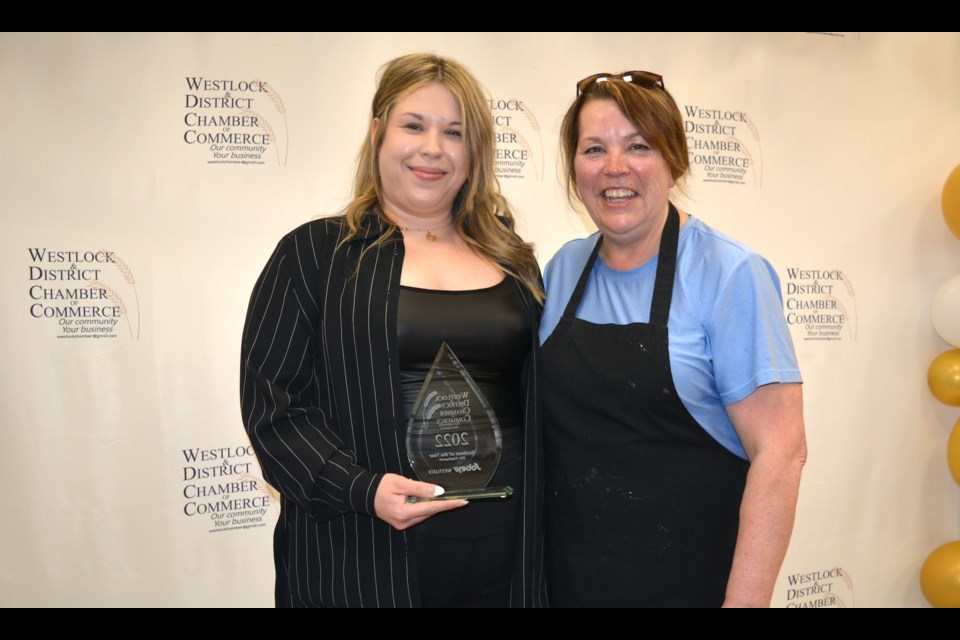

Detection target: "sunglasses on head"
[576, 71, 665, 97]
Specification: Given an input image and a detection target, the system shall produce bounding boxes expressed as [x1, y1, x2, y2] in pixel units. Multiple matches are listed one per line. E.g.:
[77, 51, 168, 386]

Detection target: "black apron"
[543, 204, 749, 607]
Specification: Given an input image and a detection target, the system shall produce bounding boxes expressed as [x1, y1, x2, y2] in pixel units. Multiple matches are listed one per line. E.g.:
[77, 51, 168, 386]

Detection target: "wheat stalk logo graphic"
[241, 472, 280, 512]
[499, 126, 536, 175]
[517, 101, 543, 180]
[251, 79, 288, 167]
[81, 249, 140, 340]
[838, 271, 855, 297]
[742, 113, 763, 187]
[100, 249, 140, 339]
[824, 294, 857, 341]
[85, 280, 132, 339]
[825, 271, 857, 340]
[826, 592, 848, 607]
[239, 108, 279, 165]
[837, 567, 854, 591]
[822, 568, 855, 607]
[726, 135, 759, 187]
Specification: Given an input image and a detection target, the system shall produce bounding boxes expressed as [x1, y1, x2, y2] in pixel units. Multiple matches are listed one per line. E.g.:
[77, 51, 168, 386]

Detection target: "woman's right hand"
[374, 473, 468, 530]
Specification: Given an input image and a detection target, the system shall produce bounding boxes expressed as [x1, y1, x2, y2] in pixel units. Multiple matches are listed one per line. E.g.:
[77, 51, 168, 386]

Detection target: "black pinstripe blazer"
[241, 215, 547, 607]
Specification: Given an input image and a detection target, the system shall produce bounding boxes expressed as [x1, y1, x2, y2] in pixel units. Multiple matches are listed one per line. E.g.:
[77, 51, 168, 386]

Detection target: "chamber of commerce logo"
[784, 267, 857, 342]
[488, 97, 542, 181]
[684, 105, 762, 187]
[784, 566, 855, 608]
[181, 444, 277, 534]
[28, 248, 141, 340]
[183, 78, 289, 167]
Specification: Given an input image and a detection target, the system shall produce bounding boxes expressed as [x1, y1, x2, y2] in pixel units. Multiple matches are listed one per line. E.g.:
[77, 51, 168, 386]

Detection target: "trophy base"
[408, 485, 513, 503]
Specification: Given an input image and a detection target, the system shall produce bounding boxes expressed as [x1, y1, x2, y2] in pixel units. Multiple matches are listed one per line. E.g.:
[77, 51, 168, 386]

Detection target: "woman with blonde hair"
[241, 53, 546, 608]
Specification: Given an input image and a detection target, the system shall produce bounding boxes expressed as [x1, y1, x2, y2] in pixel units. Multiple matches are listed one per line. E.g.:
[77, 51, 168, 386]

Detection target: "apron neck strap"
[562, 202, 681, 327]
[562, 234, 603, 318]
[650, 202, 680, 326]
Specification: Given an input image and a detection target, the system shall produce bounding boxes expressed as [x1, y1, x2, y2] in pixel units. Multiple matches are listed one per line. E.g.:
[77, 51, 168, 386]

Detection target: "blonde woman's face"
[374, 82, 468, 221]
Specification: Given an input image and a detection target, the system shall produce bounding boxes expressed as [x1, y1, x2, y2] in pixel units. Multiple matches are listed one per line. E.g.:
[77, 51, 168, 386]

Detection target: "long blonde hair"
[343, 53, 543, 303]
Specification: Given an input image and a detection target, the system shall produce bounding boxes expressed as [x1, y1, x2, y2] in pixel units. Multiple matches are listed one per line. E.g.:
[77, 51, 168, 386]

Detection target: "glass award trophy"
[406, 342, 513, 501]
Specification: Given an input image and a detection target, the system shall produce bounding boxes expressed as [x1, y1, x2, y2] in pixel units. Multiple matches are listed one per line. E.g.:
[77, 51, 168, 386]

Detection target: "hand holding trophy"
[406, 343, 513, 502]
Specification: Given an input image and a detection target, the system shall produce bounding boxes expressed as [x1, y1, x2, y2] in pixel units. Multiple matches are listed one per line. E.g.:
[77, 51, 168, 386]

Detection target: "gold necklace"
[399, 221, 453, 242]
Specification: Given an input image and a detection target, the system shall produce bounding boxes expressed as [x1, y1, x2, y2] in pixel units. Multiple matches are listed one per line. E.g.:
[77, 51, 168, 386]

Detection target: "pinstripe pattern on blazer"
[241, 215, 547, 607]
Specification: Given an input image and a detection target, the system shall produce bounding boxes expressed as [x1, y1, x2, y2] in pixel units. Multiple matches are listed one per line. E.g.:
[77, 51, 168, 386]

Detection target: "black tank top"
[398, 278, 530, 537]
[398, 278, 529, 464]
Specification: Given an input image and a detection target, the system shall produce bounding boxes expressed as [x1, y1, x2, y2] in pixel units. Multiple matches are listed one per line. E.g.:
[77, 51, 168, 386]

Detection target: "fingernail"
[433, 486, 445, 497]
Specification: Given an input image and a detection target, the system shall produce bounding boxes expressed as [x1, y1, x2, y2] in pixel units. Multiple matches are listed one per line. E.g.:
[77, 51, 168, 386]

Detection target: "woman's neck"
[599, 208, 688, 271]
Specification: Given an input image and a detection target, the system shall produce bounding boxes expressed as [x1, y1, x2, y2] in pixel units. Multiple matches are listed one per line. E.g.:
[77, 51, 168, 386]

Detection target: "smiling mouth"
[410, 166, 447, 179]
[601, 188, 637, 202]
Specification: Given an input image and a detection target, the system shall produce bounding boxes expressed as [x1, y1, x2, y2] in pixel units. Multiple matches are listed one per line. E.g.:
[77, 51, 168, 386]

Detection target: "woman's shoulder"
[679, 216, 782, 301]
[542, 232, 600, 294]
[681, 216, 774, 272]
[546, 232, 600, 269]
[275, 214, 389, 251]
[279, 215, 349, 243]
[260, 216, 352, 273]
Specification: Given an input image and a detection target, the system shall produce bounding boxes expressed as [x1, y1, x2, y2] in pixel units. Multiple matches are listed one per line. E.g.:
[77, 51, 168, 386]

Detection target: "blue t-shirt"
[540, 216, 802, 459]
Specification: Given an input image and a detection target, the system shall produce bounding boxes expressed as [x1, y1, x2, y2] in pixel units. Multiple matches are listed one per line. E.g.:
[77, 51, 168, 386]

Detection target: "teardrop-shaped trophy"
[406, 342, 513, 501]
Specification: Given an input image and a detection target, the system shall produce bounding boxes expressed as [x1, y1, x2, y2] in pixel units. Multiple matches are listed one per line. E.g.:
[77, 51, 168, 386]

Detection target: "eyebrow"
[397, 111, 462, 127]
[580, 131, 644, 144]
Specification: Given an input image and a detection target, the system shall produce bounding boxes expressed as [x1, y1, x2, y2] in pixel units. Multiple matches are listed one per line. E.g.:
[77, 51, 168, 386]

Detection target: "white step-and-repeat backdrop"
[2, 32, 959, 607]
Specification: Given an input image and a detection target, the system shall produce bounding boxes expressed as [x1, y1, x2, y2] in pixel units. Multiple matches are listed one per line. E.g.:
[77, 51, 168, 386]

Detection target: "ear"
[370, 117, 380, 146]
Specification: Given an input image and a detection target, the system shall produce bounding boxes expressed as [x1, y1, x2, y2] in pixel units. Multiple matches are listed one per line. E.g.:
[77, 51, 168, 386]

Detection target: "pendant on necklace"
[425, 230, 437, 241]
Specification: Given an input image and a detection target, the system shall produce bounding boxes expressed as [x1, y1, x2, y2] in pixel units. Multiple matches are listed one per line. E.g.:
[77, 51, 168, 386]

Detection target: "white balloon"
[932, 274, 960, 347]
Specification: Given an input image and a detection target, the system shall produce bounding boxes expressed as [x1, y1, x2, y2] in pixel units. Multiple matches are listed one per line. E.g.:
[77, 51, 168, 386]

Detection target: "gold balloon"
[949, 419, 960, 487]
[920, 541, 960, 608]
[927, 349, 960, 406]
[943, 164, 960, 239]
